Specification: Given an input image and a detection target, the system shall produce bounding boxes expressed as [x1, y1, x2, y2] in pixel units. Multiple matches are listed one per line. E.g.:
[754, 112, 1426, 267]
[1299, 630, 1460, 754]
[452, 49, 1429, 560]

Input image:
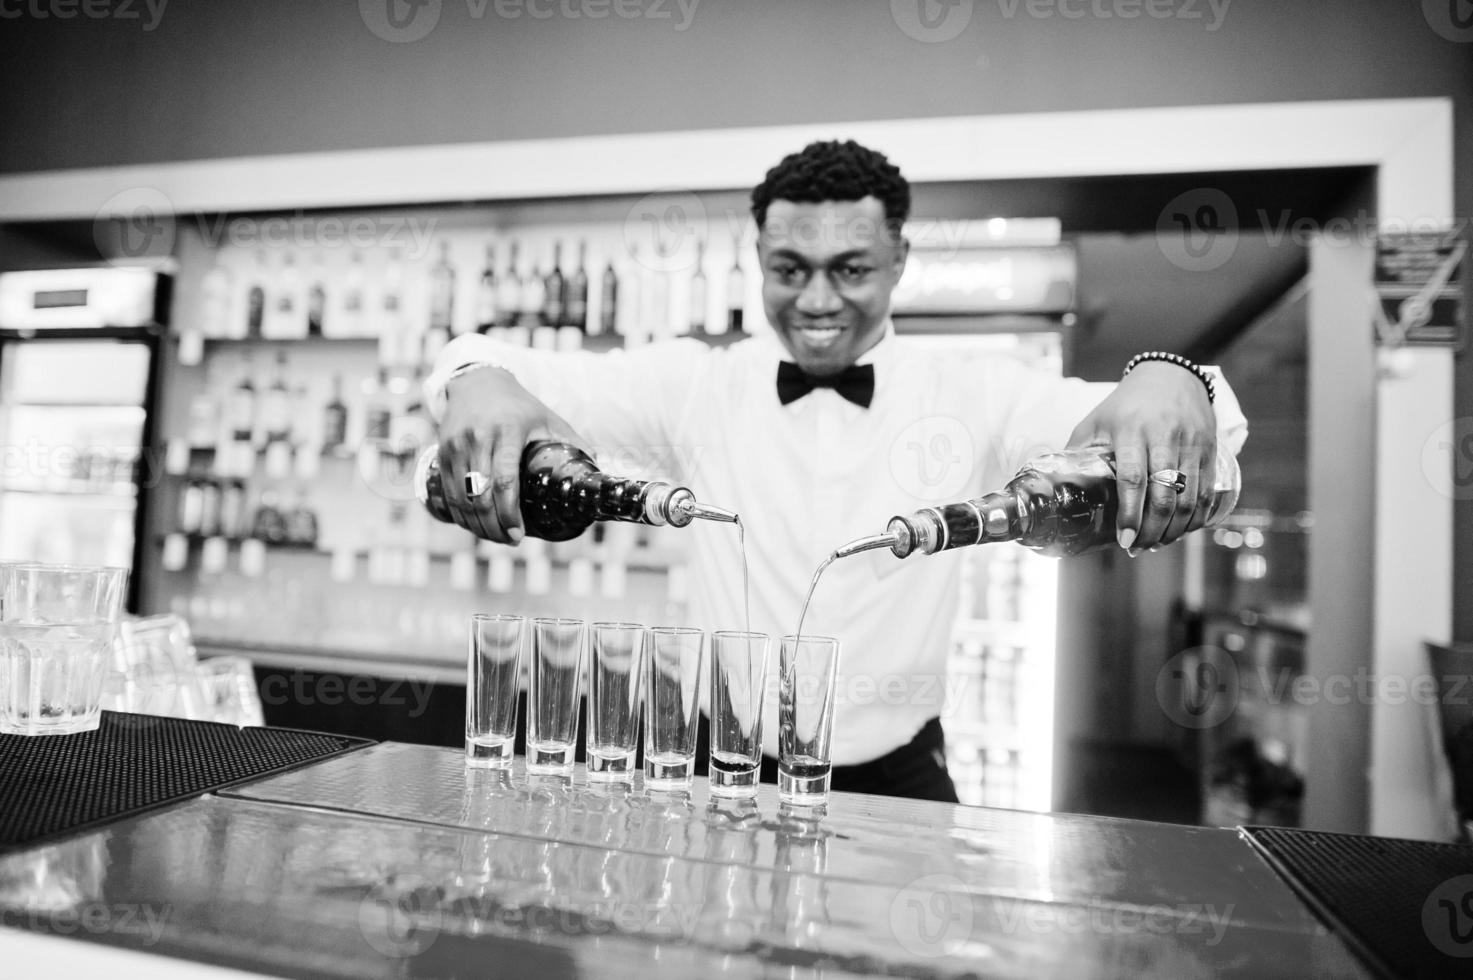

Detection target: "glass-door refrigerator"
[0, 268, 167, 611]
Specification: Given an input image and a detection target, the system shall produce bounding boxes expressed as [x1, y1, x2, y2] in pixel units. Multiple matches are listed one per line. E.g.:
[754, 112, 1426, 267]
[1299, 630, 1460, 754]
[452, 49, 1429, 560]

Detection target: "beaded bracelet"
[1121, 351, 1215, 404]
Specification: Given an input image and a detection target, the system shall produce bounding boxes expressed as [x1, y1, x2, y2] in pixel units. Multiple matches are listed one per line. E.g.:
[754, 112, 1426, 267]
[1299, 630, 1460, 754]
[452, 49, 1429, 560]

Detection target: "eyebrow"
[764, 248, 876, 265]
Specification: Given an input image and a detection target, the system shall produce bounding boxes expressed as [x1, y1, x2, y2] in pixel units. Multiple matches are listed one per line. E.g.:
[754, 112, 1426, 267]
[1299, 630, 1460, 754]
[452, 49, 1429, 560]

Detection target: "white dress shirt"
[427, 324, 1248, 766]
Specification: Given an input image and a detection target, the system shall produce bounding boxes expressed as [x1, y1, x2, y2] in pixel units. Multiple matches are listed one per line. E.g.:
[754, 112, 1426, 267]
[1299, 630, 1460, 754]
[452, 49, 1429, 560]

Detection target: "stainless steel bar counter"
[0, 741, 1372, 979]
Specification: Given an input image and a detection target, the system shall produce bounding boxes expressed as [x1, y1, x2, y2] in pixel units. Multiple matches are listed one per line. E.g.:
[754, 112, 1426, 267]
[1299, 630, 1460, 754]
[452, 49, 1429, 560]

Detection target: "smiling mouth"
[796, 323, 845, 341]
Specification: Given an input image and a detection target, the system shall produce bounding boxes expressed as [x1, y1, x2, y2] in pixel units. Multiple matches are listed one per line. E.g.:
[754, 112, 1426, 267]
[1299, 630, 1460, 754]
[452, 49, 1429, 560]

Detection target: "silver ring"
[464, 471, 492, 497]
[1148, 468, 1187, 494]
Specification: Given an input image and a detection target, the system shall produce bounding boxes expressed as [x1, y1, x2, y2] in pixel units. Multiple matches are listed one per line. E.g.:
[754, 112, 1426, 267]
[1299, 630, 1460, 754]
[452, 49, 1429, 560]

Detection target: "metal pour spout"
[833, 529, 907, 560]
[664, 489, 739, 528]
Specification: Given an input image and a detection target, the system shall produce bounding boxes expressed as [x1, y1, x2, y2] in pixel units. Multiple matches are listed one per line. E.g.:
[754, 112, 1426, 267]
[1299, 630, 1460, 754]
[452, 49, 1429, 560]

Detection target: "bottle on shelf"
[244, 250, 268, 340]
[178, 476, 204, 534]
[261, 350, 293, 445]
[363, 367, 393, 442]
[524, 253, 551, 347]
[725, 236, 746, 335]
[306, 251, 327, 338]
[831, 446, 1242, 562]
[285, 487, 320, 547]
[616, 247, 642, 343]
[321, 374, 349, 456]
[542, 240, 565, 329]
[220, 479, 247, 540]
[186, 363, 222, 451]
[688, 237, 708, 337]
[198, 478, 222, 538]
[338, 249, 367, 337]
[428, 240, 456, 352]
[565, 239, 589, 335]
[415, 439, 738, 542]
[227, 354, 258, 448]
[200, 251, 234, 339]
[599, 253, 619, 339]
[251, 490, 289, 545]
[379, 247, 407, 364]
[497, 240, 522, 329]
[475, 243, 499, 336]
[267, 251, 307, 339]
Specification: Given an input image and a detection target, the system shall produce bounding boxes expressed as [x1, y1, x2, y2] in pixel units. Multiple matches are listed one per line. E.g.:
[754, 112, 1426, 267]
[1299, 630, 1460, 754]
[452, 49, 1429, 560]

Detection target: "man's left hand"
[1065, 361, 1217, 556]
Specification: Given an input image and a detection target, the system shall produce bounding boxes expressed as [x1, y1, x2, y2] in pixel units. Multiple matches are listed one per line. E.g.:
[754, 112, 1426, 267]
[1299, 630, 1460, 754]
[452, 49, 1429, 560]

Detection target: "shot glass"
[465, 614, 526, 767]
[709, 630, 773, 798]
[586, 622, 646, 781]
[0, 563, 129, 736]
[644, 626, 705, 790]
[777, 634, 840, 807]
[527, 617, 586, 773]
[195, 656, 266, 727]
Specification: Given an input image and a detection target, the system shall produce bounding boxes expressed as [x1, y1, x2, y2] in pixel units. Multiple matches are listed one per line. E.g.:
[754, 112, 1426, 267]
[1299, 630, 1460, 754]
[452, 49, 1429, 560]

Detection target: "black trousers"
[693, 714, 960, 805]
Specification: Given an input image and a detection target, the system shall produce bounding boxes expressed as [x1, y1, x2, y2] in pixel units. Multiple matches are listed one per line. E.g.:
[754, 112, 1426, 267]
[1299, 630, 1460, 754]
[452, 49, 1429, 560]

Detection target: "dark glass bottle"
[415, 439, 736, 542]
[542, 241, 565, 327]
[835, 447, 1241, 561]
[565, 240, 589, 331]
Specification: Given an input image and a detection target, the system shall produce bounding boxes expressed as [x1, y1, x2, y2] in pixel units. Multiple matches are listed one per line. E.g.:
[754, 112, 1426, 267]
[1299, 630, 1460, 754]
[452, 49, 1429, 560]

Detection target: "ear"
[893, 236, 911, 275]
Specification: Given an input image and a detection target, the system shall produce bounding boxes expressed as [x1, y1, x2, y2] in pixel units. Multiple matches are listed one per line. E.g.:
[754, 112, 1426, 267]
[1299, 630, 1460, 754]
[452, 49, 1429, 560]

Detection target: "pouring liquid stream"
[793, 552, 836, 645]
[734, 516, 751, 638]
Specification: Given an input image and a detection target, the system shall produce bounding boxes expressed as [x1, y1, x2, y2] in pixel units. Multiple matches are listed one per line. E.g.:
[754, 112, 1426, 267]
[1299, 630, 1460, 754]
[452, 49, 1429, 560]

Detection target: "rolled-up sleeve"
[425, 335, 710, 460]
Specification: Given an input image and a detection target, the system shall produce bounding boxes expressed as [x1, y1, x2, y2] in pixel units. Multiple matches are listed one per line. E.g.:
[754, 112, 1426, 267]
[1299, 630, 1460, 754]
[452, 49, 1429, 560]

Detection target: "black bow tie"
[776, 361, 875, 409]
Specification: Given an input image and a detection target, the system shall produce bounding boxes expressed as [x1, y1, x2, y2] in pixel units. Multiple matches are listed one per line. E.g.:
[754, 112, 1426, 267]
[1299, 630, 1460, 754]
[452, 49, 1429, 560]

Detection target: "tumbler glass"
[644, 626, 705, 790]
[465, 614, 527, 767]
[527, 617, 586, 773]
[586, 622, 646, 780]
[0, 562, 128, 735]
[709, 630, 772, 798]
[777, 634, 840, 806]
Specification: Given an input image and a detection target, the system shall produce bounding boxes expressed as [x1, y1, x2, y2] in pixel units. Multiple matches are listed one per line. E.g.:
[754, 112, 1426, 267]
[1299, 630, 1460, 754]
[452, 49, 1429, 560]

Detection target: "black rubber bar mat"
[1243, 825, 1473, 980]
[0, 711, 373, 854]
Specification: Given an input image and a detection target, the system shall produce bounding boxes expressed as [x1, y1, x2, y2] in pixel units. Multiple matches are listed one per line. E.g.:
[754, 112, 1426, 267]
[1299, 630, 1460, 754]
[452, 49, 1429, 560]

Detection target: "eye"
[773, 263, 809, 287]
[836, 263, 873, 283]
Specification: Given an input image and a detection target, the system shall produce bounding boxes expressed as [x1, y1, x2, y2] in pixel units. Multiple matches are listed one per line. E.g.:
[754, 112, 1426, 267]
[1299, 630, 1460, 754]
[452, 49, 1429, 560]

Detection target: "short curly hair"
[750, 140, 911, 237]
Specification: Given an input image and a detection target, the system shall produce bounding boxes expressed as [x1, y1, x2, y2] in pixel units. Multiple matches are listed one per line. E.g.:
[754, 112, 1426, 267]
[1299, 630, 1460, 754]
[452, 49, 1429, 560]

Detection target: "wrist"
[1122, 351, 1215, 404]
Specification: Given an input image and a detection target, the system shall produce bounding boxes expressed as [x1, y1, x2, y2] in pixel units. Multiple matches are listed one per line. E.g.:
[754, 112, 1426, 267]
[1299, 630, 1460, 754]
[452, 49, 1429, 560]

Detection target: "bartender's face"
[758, 197, 908, 378]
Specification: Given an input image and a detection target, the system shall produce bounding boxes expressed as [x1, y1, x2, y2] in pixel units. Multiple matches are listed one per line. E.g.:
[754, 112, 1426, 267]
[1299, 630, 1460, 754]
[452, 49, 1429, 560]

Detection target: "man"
[426, 139, 1247, 803]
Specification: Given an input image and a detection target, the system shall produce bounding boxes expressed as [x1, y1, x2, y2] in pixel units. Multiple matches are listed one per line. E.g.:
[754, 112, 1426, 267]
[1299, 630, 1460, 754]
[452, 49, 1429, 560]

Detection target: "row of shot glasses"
[466, 615, 840, 807]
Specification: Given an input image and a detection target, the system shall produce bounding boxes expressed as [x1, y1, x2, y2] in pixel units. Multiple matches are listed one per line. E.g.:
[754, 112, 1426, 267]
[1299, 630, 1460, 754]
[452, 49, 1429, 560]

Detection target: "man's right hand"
[435, 365, 590, 544]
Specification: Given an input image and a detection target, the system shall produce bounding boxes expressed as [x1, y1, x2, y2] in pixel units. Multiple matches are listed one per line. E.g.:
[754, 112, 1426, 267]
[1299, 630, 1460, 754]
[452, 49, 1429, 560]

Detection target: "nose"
[795, 271, 842, 316]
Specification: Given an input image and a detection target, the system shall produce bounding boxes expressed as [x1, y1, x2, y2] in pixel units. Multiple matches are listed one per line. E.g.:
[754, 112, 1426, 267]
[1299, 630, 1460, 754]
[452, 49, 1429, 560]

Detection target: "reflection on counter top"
[0, 741, 1374, 979]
